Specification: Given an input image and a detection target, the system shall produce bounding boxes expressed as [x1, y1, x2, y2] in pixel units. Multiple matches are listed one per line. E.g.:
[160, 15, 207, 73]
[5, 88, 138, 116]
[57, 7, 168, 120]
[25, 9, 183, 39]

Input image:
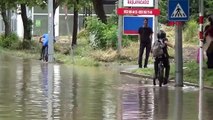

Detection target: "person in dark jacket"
[153, 30, 174, 85]
[204, 15, 213, 68]
[138, 18, 153, 68]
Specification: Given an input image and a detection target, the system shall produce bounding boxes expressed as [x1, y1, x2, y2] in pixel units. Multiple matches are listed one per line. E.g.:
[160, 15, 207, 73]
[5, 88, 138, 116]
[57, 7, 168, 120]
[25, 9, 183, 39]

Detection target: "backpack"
[152, 39, 165, 57]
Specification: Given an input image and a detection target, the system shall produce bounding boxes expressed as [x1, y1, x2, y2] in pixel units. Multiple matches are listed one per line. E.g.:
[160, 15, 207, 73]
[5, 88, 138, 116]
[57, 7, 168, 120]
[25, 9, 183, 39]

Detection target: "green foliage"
[16, 0, 46, 7]
[77, 29, 90, 39]
[183, 60, 213, 86]
[190, 0, 199, 20]
[85, 15, 130, 49]
[183, 20, 199, 43]
[204, 0, 213, 16]
[158, 0, 213, 23]
[159, 0, 168, 24]
[107, 10, 118, 25]
[102, 24, 117, 48]
[0, 33, 20, 49]
[0, 0, 17, 10]
[122, 35, 137, 47]
[54, 52, 100, 66]
[74, 56, 100, 66]
[86, 16, 107, 49]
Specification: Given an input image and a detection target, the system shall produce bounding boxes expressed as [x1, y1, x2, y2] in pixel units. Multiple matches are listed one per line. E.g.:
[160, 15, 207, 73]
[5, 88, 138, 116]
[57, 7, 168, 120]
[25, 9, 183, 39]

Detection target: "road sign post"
[48, 0, 54, 62]
[198, 0, 204, 90]
[117, 0, 123, 55]
[168, 0, 189, 87]
[175, 22, 183, 87]
[168, 0, 189, 21]
[154, 0, 159, 44]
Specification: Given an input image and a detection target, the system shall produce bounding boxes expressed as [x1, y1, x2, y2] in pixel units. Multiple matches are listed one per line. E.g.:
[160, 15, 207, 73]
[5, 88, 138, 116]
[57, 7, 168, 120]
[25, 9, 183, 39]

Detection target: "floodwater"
[0, 54, 213, 120]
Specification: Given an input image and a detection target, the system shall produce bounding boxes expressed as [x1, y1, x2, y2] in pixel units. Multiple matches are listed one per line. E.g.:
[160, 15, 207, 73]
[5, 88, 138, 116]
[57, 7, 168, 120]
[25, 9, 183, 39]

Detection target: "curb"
[120, 71, 153, 79]
[120, 71, 213, 90]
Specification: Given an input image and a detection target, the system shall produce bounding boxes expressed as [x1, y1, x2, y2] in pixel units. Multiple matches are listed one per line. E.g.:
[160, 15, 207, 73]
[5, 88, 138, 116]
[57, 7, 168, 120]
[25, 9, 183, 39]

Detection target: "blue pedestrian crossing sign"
[168, 0, 189, 21]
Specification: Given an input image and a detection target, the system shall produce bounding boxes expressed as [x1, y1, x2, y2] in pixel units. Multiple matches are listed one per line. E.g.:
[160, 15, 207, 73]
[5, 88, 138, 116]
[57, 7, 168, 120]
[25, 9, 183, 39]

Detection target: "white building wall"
[16, 14, 24, 38]
[0, 16, 3, 34]
[54, 7, 59, 37]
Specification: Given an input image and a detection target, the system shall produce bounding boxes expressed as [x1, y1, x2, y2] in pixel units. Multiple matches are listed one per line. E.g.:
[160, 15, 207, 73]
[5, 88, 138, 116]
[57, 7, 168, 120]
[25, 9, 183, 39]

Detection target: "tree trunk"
[21, 4, 32, 49]
[1, 9, 11, 37]
[92, 0, 107, 23]
[72, 0, 79, 47]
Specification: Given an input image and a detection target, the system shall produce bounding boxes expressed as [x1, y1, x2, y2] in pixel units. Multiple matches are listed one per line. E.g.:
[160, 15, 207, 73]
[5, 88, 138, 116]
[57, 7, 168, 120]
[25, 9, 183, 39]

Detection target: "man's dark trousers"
[138, 43, 151, 68]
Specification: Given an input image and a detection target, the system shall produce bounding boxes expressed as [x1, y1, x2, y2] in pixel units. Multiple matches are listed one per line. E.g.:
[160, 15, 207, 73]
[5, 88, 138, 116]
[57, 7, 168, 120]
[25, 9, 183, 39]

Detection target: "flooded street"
[0, 54, 213, 120]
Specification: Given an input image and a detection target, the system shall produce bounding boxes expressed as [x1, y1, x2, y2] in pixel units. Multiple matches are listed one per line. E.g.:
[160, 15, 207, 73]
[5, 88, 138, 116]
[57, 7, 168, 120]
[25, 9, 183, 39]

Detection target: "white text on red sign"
[124, 10, 153, 14]
[117, 8, 160, 16]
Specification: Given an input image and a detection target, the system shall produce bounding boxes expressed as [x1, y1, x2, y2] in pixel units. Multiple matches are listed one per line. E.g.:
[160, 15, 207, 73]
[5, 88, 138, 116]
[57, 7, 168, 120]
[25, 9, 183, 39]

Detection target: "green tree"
[17, 0, 65, 48]
[204, 0, 213, 16]
[65, 0, 91, 47]
[72, 0, 79, 47]
[92, 0, 107, 23]
[190, 0, 198, 20]
[158, 0, 168, 24]
[16, 0, 44, 48]
[0, 0, 16, 37]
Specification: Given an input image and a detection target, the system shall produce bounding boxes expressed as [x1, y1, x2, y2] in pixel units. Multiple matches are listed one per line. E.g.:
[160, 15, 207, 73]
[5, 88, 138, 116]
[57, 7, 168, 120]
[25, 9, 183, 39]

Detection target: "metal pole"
[154, 0, 158, 44]
[117, 0, 123, 54]
[199, 0, 204, 89]
[175, 22, 183, 87]
[48, 0, 54, 62]
[198, 89, 203, 120]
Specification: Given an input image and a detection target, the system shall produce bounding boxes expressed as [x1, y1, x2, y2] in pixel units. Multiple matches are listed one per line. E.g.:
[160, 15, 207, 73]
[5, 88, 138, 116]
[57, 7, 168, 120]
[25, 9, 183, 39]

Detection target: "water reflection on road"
[0, 55, 213, 120]
[121, 76, 213, 120]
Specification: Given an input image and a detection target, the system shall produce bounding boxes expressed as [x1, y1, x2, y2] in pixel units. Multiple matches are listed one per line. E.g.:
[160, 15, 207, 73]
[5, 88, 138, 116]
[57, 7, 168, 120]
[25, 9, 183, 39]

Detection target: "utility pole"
[199, 0, 204, 89]
[154, 0, 158, 43]
[198, 0, 204, 119]
[175, 22, 183, 87]
[48, 0, 54, 62]
[168, 0, 189, 87]
[47, 0, 54, 118]
[117, 0, 123, 55]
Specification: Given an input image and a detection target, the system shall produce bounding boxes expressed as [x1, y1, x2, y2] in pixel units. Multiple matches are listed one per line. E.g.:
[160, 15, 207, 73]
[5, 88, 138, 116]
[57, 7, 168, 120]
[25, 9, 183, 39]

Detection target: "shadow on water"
[1, 54, 213, 120]
[173, 87, 183, 120]
[153, 87, 169, 120]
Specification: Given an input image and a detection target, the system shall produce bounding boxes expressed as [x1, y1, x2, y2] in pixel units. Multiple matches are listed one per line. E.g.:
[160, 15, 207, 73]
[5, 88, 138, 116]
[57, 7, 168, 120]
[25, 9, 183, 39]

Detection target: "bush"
[86, 16, 107, 49]
[77, 28, 90, 40]
[102, 24, 117, 48]
[85, 15, 131, 50]
[183, 20, 199, 43]
[0, 33, 20, 49]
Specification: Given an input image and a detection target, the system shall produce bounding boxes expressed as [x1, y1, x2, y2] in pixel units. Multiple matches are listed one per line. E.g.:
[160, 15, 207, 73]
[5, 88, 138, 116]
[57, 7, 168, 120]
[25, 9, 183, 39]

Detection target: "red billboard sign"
[117, 8, 160, 16]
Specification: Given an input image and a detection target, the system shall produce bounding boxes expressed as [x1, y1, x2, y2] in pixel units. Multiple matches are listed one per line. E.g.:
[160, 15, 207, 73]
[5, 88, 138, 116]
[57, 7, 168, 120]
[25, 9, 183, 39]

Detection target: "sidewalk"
[120, 65, 213, 90]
